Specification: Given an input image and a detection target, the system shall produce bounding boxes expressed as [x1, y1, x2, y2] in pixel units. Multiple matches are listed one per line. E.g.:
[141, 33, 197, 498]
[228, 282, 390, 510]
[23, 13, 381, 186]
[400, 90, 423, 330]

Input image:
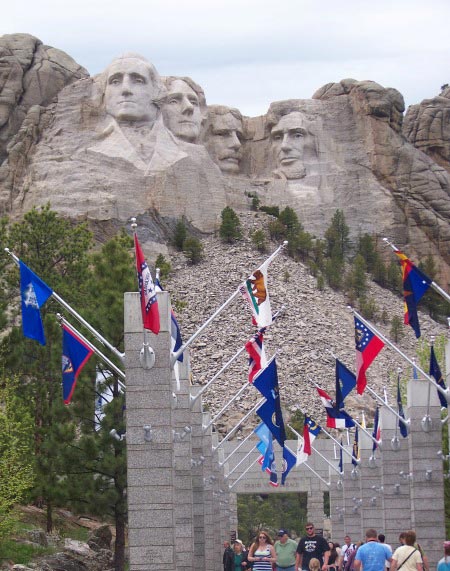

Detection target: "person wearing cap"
[437, 541, 450, 571]
[275, 530, 298, 571]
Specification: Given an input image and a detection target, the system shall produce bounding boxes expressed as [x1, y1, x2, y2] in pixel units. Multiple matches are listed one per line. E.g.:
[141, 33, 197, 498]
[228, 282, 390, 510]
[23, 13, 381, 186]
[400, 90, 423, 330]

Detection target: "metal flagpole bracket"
[140, 342, 155, 369]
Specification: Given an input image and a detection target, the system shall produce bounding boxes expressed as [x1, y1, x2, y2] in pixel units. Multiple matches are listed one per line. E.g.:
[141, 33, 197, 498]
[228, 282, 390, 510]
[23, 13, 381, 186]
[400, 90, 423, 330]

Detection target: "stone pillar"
[201, 412, 217, 571]
[407, 375, 444, 568]
[190, 387, 207, 571]
[125, 292, 176, 571]
[359, 429, 383, 534]
[380, 405, 411, 542]
[341, 440, 363, 540]
[172, 354, 195, 571]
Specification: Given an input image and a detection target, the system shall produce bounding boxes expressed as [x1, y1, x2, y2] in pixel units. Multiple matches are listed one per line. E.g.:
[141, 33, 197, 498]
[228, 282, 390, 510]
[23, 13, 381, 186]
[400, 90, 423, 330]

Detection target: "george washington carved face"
[104, 56, 160, 124]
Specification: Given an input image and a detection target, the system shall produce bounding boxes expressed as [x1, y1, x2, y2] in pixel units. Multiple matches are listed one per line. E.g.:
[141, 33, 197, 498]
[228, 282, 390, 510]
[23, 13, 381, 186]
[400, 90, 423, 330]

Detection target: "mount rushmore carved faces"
[103, 55, 162, 125]
[203, 105, 243, 174]
[162, 77, 206, 143]
[270, 111, 308, 179]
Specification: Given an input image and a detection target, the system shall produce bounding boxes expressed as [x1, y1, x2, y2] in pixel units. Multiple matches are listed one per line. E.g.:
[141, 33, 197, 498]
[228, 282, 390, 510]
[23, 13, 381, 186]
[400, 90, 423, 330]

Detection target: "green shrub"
[219, 207, 242, 243]
[183, 236, 203, 264]
[260, 205, 280, 217]
[251, 229, 267, 253]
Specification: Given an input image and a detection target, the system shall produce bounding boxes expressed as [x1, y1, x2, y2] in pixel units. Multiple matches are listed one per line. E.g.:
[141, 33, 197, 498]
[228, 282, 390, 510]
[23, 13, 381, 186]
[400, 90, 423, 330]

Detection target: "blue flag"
[430, 346, 448, 409]
[339, 438, 343, 474]
[352, 427, 359, 466]
[254, 422, 274, 471]
[62, 325, 94, 404]
[256, 399, 287, 447]
[253, 357, 287, 446]
[336, 359, 356, 408]
[19, 261, 53, 345]
[372, 406, 381, 452]
[397, 375, 409, 437]
[281, 445, 296, 485]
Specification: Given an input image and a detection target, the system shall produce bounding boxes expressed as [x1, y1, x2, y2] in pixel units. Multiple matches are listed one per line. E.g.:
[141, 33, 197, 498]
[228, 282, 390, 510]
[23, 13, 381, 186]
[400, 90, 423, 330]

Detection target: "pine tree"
[0, 205, 93, 532]
[173, 219, 187, 251]
[183, 236, 203, 264]
[219, 207, 242, 243]
[325, 209, 350, 261]
[348, 254, 367, 299]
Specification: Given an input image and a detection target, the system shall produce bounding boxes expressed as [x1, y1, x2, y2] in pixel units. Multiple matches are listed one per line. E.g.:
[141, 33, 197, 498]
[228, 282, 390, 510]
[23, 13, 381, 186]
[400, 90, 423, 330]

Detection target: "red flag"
[245, 330, 267, 382]
[134, 234, 160, 334]
[354, 317, 384, 394]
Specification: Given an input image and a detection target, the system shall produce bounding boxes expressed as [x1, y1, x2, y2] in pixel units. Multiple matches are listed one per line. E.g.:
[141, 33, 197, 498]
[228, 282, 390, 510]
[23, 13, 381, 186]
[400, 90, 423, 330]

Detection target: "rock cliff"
[0, 34, 449, 288]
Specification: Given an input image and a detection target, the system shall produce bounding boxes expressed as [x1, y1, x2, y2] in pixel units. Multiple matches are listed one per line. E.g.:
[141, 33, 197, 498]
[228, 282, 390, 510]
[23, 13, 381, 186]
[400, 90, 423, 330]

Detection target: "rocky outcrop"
[0, 35, 449, 285]
[164, 211, 447, 436]
[0, 34, 88, 163]
[403, 86, 450, 173]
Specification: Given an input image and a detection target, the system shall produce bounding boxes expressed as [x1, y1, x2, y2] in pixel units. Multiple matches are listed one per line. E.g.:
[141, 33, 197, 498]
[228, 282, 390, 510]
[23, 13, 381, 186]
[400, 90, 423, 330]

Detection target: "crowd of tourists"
[223, 522, 450, 571]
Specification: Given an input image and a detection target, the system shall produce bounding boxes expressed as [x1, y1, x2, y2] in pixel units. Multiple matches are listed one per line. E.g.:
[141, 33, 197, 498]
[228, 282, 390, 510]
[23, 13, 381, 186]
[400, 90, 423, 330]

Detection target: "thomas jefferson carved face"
[104, 57, 159, 124]
[270, 112, 308, 179]
[162, 79, 203, 143]
[205, 112, 243, 173]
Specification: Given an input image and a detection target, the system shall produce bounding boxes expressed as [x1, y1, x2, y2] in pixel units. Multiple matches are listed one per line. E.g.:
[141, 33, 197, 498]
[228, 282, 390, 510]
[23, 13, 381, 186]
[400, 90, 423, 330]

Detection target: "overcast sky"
[3, 0, 450, 117]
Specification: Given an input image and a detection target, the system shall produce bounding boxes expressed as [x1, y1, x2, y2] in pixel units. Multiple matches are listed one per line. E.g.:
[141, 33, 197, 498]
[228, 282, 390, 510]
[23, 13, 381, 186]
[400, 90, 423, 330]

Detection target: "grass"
[0, 505, 106, 566]
[0, 538, 54, 566]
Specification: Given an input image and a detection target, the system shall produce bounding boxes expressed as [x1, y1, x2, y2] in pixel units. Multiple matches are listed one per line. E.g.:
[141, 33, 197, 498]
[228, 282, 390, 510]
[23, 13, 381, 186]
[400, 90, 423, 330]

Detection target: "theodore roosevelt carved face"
[203, 106, 243, 174]
[162, 77, 206, 143]
[103, 56, 161, 124]
[270, 111, 309, 179]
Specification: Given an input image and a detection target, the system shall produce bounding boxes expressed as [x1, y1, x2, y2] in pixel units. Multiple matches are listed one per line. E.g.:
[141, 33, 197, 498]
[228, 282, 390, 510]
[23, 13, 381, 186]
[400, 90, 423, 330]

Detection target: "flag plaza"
[5, 240, 450, 563]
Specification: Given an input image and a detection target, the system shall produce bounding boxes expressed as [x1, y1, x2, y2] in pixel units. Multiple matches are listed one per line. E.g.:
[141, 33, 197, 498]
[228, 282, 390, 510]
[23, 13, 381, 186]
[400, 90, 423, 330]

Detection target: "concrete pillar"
[407, 374, 444, 568]
[125, 292, 177, 571]
[380, 405, 411, 543]
[172, 354, 195, 571]
[190, 388, 207, 571]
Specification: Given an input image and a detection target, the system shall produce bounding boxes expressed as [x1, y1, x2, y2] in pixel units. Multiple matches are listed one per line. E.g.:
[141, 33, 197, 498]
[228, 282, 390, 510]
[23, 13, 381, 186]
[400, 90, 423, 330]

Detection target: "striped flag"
[245, 330, 267, 382]
[134, 234, 160, 334]
[317, 387, 355, 429]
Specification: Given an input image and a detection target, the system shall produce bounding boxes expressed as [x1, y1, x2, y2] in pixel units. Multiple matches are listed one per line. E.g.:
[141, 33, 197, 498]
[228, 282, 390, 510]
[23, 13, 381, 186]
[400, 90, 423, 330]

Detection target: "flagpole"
[213, 397, 266, 451]
[295, 406, 358, 463]
[57, 314, 125, 386]
[224, 447, 258, 480]
[329, 350, 409, 428]
[191, 307, 284, 406]
[228, 456, 261, 490]
[5, 247, 125, 362]
[202, 382, 251, 431]
[353, 308, 450, 403]
[171, 242, 288, 365]
[219, 430, 255, 467]
[365, 385, 410, 428]
[287, 423, 342, 476]
[383, 238, 450, 304]
[308, 377, 382, 448]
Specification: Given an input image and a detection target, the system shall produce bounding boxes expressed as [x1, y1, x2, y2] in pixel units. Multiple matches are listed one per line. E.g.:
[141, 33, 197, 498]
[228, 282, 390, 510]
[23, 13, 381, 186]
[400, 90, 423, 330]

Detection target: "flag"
[256, 399, 287, 448]
[352, 427, 359, 466]
[317, 387, 355, 429]
[281, 445, 297, 485]
[397, 374, 409, 437]
[430, 346, 448, 409]
[257, 455, 279, 487]
[62, 325, 94, 404]
[372, 406, 381, 452]
[338, 438, 343, 474]
[134, 234, 160, 334]
[336, 359, 356, 408]
[254, 422, 274, 471]
[19, 261, 53, 345]
[240, 260, 272, 328]
[170, 309, 183, 362]
[296, 417, 321, 466]
[354, 317, 384, 394]
[245, 330, 267, 382]
[395, 251, 432, 338]
[253, 358, 287, 446]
